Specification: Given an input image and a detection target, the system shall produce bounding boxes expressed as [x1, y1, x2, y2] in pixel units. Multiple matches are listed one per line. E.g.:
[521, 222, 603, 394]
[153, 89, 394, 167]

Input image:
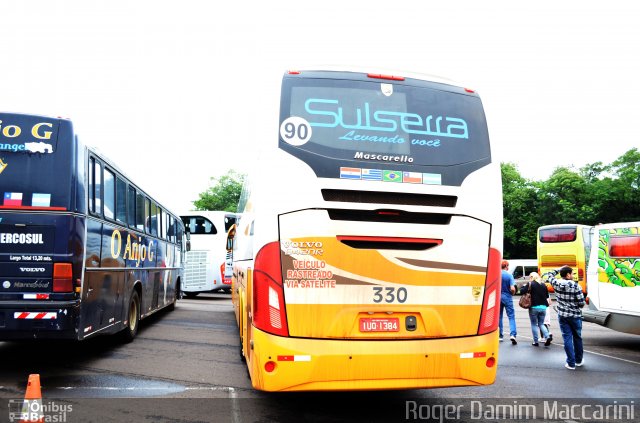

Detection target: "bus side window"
[144, 198, 151, 234]
[89, 157, 103, 216]
[127, 185, 137, 229]
[135, 192, 145, 232]
[115, 177, 127, 225]
[167, 217, 175, 243]
[149, 202, 159, 237]
[163, 212, 170, 240]
[88, 157, 95, 214]
[95, 161, 102, 215]
[158, 208, 167, 239]
[177, 222, 184, 249]
[104, 168, 115, 220]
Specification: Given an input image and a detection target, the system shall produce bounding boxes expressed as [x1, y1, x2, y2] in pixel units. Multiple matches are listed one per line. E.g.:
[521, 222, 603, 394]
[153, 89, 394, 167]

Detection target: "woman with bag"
[519, 272, 552, 347]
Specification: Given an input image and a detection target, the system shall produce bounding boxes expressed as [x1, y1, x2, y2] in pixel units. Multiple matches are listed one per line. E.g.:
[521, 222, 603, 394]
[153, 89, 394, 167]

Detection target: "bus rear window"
[281, 77, 490, 167]
[539, 228, 577, 243]
[182, 216, 217, 235]
[609, 236, 640, 258]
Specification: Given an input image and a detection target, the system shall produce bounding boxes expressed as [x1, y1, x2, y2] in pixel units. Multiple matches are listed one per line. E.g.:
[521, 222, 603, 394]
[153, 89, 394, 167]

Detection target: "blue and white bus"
[0, 112, 186, 341]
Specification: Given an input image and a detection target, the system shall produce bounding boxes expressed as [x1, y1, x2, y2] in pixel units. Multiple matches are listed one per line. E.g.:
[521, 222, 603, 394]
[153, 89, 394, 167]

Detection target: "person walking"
[499, 260, 517, 344]
[543, 266, 585, 369]
[520, 272, 552, 347]
[543, 300, 554, 341]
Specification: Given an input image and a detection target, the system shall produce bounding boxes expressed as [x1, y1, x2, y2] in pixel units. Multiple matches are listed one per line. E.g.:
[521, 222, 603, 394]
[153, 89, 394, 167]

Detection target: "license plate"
[359, 318, 400, 332]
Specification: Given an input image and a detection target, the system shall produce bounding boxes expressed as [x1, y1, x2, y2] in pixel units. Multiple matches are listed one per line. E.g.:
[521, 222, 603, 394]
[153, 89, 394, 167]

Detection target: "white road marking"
[55, 386, 237, 391]
[229, 386, 242, 423]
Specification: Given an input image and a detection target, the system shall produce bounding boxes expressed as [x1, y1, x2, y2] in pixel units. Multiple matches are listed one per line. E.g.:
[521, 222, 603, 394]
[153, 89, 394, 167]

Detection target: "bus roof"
[284, 66, 469, 91]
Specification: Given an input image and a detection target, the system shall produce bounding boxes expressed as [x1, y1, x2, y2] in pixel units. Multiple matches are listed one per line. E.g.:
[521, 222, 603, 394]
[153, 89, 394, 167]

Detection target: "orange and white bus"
[228, 68, 503, 391]
[537, 224, 594, 293]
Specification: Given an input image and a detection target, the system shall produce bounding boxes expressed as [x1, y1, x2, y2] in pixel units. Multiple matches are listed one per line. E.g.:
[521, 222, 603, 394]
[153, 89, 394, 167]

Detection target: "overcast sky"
[3, 1, 638, 212]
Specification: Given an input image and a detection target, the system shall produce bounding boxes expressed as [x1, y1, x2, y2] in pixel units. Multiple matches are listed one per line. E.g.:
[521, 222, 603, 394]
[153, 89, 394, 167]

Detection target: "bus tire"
[184, 292, 199, 298]
[167, 282, 179, 311]
[120, 291, 141, 343]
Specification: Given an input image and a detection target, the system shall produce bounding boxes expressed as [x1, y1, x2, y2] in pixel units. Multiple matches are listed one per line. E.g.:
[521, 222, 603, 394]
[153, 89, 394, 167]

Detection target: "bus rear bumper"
[248, 327, 499, 392]
[0, 301, 79, 340]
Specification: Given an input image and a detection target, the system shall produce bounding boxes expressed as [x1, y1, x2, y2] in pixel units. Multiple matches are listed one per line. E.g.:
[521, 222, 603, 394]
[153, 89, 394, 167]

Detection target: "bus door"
[275, 210, 491, 339]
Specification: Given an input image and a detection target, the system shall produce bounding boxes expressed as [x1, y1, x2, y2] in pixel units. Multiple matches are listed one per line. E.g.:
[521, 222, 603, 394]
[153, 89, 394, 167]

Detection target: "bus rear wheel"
[120, 291, 140, 343]
[167, 282, 179, 311]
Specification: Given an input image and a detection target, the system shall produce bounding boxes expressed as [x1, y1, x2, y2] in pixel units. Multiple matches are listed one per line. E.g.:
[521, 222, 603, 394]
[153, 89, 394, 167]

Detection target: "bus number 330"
[372, 286, 408, 303]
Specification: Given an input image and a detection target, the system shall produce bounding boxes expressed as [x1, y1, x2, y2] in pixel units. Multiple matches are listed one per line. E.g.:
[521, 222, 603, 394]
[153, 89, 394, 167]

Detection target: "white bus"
[228, 68, 504, 391]
[180, 211, 237, 296]
[584, 221, 640, 335]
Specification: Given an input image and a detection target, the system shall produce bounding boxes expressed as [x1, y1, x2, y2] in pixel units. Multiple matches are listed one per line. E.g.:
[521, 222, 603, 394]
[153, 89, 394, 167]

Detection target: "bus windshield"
[280, 76, 490, 167]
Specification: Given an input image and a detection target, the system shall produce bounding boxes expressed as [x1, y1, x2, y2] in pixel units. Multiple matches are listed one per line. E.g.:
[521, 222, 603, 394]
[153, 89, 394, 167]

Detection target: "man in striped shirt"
[543, 266, 585, 370]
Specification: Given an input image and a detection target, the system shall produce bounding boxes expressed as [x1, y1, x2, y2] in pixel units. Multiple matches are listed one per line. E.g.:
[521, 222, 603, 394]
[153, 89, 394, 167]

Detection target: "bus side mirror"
[186, 232, 191, 252]
[226, 224, 236, 252]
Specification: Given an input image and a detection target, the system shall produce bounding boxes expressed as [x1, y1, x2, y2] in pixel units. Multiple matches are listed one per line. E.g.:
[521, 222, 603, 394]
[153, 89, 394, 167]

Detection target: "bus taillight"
[253, 242, 289, 336]
[53, 263, 73, 293]
[367, 73, 405, 81]
[478, 248, 502, 335]
[220, 263, 231, 284]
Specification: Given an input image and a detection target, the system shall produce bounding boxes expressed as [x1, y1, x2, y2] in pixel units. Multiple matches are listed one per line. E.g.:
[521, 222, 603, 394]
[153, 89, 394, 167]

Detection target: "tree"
[609, 148, 640, 221]
[501, 148, 640, 259]
[192, 170, 245, 212]
[501, 163, 539, 258]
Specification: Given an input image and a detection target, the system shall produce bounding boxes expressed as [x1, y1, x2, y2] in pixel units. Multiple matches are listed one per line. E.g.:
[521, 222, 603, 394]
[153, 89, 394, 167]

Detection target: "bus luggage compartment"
[278, 209, 491, 339]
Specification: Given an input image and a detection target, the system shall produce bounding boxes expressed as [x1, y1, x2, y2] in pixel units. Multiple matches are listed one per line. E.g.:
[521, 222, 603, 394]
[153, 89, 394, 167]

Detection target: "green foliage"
[192, 170, 245, 212]
[502, 148, 640, 258]
[501, 163, 540, 259]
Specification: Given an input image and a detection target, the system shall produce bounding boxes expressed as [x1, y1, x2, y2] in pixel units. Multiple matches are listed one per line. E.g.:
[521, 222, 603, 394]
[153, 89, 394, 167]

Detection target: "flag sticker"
[3, 192, 23, 206]
[422, 173, 442, 185]
[32, 193, 51, 207]
[382, 170, 402, 182]
[403, 172, 422, 184]
[361, 168, 383, 181]
[340, 167, 361, 180]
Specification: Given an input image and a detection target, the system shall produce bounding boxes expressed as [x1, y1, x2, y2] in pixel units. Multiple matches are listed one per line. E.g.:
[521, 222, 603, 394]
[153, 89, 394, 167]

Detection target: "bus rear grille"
[186, 251, 208, 262]
[185, 265, 207, 286]
[328, 209, 451, 225]
[321, 189, 457, 207]
[185, 251, 209, 287]
[540, 255, 577, 267]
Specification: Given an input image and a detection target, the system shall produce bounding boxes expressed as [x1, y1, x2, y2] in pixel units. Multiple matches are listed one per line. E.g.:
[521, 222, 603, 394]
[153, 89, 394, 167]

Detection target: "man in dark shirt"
[544, 266, 585, 370]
